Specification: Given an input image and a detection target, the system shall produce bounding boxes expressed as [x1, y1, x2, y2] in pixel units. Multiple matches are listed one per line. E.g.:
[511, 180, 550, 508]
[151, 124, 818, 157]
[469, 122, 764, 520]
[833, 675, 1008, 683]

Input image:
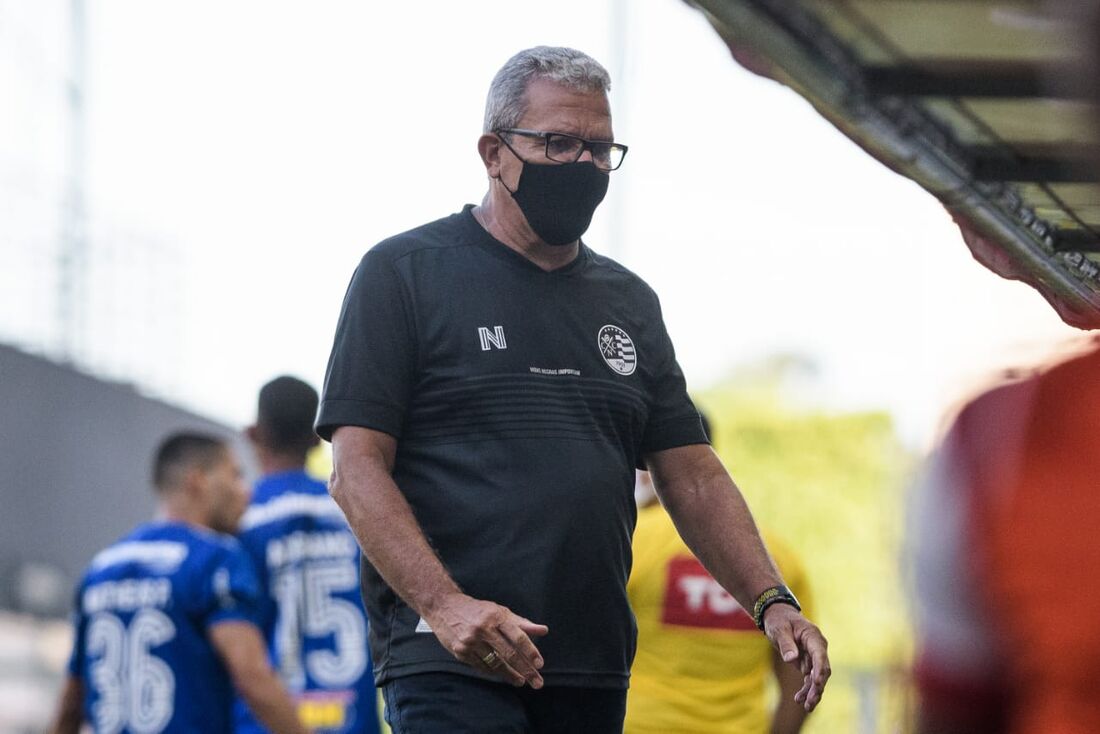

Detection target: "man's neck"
[257, 451, 307, 477]
[157, 500, 207, 529]
[473, 194, 579, 272]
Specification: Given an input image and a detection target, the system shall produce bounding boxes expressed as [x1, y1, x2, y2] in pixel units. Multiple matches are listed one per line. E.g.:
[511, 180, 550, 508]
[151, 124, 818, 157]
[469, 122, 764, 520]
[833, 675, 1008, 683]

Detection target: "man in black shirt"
[317, 45, 829, 733]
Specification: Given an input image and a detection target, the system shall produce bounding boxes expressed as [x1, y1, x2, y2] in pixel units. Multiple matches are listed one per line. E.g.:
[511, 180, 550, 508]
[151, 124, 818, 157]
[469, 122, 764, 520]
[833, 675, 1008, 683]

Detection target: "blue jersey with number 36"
[68, 521, 262, 734]
[234, 470, 379, 734]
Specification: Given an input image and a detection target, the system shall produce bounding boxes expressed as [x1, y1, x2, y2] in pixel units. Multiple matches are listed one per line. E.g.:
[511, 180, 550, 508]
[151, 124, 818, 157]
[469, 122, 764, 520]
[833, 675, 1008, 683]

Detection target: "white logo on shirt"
[679, 575, 741, 614]
[478, 325, 508, 351]
[598, 325, 637, 375]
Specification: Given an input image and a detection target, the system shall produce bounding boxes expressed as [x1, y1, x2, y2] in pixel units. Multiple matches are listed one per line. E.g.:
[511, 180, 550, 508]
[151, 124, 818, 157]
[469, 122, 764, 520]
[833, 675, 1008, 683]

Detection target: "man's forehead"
[517, 78, 613, 137]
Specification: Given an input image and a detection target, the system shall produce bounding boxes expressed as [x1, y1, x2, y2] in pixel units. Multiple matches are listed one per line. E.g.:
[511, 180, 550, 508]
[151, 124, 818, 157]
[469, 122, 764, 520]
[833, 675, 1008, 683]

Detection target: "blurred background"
[1, 0, 1089, 731]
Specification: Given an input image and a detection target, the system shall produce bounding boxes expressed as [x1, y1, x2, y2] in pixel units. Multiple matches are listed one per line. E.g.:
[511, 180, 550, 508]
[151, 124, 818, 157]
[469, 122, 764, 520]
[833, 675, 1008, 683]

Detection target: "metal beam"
[864, 63, 1084, 100]
[970, 151, 1100, 183]
[1054, 229, 1100, 253]
[690, 0, 1100, 326]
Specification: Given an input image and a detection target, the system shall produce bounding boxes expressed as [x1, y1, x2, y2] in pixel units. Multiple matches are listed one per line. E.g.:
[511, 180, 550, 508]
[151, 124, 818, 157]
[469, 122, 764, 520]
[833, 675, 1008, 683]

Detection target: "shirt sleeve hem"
[316, 398, 404, 442]
[640, 414, 709, 456]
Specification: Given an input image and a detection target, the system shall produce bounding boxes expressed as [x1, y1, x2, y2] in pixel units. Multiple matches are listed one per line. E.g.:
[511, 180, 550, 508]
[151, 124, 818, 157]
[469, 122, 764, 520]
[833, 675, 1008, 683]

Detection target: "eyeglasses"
[495, 128, 628, 171]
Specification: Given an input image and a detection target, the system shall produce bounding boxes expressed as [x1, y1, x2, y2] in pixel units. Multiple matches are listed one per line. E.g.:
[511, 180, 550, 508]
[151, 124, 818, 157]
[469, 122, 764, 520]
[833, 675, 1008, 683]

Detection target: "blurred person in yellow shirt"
[626, 413, 813, 734]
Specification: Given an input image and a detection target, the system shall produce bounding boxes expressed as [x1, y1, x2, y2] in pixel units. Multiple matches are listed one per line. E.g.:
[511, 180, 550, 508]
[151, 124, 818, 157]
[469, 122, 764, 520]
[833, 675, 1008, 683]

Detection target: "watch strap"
[752, 585, 801, 630]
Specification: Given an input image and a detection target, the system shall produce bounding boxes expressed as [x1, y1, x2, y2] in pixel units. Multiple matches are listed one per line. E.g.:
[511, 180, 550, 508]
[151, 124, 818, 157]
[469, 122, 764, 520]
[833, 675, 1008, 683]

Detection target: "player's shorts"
[381, 672, 626, 733]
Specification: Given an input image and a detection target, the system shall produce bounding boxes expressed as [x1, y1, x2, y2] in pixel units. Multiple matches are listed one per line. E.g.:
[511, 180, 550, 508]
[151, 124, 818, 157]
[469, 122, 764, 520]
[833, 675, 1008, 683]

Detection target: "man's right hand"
[330, 428, 548, 689]
[426, 592, 548, 689]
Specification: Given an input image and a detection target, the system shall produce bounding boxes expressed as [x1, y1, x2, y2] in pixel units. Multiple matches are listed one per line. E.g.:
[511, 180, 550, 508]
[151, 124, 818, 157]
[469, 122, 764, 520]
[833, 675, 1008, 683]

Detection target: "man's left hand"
[763, 604, 830, 712]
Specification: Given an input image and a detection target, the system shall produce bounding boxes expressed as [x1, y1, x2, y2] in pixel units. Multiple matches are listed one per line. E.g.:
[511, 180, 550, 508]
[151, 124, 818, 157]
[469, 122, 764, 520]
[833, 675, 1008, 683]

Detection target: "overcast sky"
[83, 0, 1083, 448]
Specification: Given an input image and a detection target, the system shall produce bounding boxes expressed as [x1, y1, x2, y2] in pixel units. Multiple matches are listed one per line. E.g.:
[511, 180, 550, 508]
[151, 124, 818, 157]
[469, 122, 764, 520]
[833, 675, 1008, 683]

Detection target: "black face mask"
[501, 159, 610, 246]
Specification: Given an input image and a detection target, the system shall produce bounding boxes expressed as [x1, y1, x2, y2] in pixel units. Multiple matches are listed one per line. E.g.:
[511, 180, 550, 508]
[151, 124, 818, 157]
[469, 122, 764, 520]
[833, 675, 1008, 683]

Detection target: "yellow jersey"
[626, 505, 812, 733]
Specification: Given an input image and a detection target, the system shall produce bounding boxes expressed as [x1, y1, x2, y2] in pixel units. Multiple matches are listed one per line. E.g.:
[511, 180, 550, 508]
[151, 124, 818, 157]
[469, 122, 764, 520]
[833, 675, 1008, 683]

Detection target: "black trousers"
[381, 672, 627, 734]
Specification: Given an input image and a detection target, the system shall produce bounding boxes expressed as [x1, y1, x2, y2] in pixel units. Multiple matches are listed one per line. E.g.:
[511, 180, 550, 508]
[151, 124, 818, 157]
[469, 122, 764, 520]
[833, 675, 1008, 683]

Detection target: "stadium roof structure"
[690, 0, 1100, 328]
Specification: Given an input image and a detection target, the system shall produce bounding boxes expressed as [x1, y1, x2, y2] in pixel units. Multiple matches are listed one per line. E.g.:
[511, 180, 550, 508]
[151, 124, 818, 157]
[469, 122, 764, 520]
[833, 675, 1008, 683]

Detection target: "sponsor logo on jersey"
[478, 325, 508, 351]
[598, 324, 636, 375]
[661, 556, 757, 631]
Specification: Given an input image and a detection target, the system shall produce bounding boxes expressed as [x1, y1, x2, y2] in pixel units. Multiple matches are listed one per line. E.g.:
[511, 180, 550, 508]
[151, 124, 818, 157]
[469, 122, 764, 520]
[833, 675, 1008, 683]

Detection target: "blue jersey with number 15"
[68, 521, 262, 734]
[234, 470, 379, 734]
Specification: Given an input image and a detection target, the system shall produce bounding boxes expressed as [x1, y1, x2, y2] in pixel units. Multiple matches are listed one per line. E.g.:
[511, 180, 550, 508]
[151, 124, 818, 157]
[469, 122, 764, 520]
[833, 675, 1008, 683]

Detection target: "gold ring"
[482, 650, 501, 668]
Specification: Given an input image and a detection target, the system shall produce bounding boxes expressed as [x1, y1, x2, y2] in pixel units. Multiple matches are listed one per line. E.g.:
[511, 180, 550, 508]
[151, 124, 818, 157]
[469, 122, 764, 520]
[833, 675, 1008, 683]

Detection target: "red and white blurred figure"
[912, 10, 1100, 730]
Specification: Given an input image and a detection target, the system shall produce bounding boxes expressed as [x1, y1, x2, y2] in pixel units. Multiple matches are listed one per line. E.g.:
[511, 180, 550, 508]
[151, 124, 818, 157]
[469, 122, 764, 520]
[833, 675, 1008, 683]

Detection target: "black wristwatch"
[752, 585, 801, 631]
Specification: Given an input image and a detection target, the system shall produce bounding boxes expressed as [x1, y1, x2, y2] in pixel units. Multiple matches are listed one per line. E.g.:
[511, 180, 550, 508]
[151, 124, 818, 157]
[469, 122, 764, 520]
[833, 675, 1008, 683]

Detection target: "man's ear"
[181, 464, 208, 501]
[478, 133, 503, 179]
[244, 425, 259, 444]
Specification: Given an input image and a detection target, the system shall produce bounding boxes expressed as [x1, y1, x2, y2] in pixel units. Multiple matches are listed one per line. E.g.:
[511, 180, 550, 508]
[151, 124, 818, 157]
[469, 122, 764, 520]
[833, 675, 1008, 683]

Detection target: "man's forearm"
[668, 476, 781, 609]
[329, 430, 461, 618]
[651, 446, 782, 610]
[652, 443, 831, 712]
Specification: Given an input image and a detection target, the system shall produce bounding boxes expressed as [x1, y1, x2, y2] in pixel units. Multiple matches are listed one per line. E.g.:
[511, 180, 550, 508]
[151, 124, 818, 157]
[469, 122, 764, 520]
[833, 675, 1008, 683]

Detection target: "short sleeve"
[316, 249, 418, 441]
[197, 544, 263, 629]
[640, 293, 707, 456]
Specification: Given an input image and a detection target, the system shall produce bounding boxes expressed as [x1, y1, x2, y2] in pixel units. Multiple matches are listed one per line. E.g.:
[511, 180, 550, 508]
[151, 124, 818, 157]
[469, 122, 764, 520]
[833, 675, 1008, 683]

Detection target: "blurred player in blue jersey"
[47, 433, 310, 734]
[235, 376, 380, 734]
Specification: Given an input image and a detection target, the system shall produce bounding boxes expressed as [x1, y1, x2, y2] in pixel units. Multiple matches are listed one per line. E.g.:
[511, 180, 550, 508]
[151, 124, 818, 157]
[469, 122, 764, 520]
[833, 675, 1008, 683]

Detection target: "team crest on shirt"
[598, 325, 637, 376]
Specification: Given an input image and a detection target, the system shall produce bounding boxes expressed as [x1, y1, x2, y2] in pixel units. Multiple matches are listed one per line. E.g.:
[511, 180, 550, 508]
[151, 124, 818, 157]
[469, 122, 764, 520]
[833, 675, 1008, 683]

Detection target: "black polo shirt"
[317, 205, 706, 689]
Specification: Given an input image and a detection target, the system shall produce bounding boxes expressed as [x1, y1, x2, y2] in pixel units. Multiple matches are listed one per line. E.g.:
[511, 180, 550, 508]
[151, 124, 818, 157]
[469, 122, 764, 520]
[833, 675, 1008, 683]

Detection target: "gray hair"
[483, 46, 612, 133]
